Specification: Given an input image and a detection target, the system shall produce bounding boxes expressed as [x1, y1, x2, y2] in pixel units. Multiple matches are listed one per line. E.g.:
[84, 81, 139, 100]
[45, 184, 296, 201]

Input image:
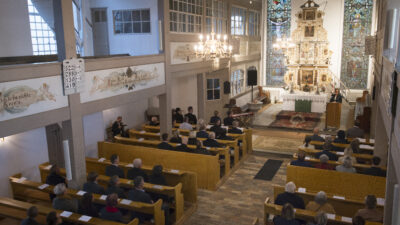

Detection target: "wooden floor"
[182, 152, 290, 225]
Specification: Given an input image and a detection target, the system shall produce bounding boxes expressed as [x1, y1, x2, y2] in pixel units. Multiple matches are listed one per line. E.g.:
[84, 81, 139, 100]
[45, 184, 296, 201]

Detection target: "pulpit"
[325, 102, 341, 129]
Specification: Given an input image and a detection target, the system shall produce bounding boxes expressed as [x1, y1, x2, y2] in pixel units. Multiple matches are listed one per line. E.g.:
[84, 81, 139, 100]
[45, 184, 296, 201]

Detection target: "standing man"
[330, 88, 343, 103]
[185, 106, 197, 124]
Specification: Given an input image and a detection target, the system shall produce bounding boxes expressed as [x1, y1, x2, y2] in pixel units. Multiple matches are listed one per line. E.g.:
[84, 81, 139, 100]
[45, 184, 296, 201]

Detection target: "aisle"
[182, 152, 290, 225]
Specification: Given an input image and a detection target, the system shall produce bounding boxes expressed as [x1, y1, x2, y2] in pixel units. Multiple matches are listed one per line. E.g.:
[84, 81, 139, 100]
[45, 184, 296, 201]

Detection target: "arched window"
[340, 0, 373, 89]
[265, 0, 291, 86]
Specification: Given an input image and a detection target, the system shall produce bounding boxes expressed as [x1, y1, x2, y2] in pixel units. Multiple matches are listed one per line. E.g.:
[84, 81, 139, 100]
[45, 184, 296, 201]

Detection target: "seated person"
[169, 130, 182, 143]
[308, 212, 328, 225]
[174, 108, 184, 124]
[105, 154, 125, 178]
[46, 165, 67, 201]
[21, 206, 39, 225]
[338, 147, 357, 165]
[223, 111, 234, 126]
[193, 140, 212, 155]
[46, 211, 62, 225]
[149, 165, 167, 186]
[111, 116, 125, 137]
[106, 175, 126, 198]
[196, 124, 209, 138]
[336, 157, 356, 173]
[179, 116, 193, 130]
[128, 176, 153, 223]
[315, 142, 338, 161]
[350, 139, 361, 153]
[149, 116, 160, 126]
[209, 110, 221, 125]
[274, 182, 305, 209]
[83, 171, 105, 195]
[52, 183, 78, 213]
[315, 154, 334, 170]
[228, 121, 243, 134]
[158, 133, 174, 150]
[78, 192, 99, 217]
[175, 136, 190, 152]
[188, 131, 198, 145]
[203, 132, 222, 148]
[301, 136, 314, 149]
[354, 195, 383, 222]
[306, 191, 336, 214]
[184, 106, 197, 124]
[291, 150, 312, 167]
[127, 158, 149, 182]
[210, 119, 227, 139]
[310, 128, 325, 150]
[99, 193, 123, 222]
[333, 130, 348, 144]
[272, 203, 300, 225]
[346, 120, 365, 138]
[352, 216, 366, 225]
[364, 157, 386, 177]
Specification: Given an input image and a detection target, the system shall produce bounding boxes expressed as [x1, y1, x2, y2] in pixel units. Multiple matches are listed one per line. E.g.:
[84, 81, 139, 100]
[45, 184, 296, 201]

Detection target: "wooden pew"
[141, 125, 249, 156]
[128, 130, 240, 165]
[0, 197, 139, 225]
[9, 174, 163, 225]
[264, 197, 382, 225]
[292, 154, 387, 173]
[114, 136, 231, 177]
[299, 147, 374, 164]
[309, 140, 374, 154]
[272, 185, 384, 218]
[38, 163, 184, 223]
[286, 164, 386, 199]
[98, 141, 221, 190]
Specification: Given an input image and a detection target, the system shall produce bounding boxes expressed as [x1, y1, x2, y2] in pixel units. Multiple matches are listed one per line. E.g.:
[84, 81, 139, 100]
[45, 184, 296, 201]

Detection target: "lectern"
[325, 102, 341, 129]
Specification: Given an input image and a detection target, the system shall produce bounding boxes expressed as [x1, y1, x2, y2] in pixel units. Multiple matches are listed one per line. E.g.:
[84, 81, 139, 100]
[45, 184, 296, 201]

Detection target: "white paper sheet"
[98, 157, 106, 162]
[153, 185, 163, 189]
[377, 198, 385, 206]
[76, 190, 86, 196]
[341, 216, 352, 222]
[60, 211, 73, 218]
[333, 195, 345, 200]
[126, 163, 134, 168]
[78, 215, 92, 222]
[38, 184, 49, 190]
[120, 199, 132, 205]
[44, 165, 52, 170]
[336, 152, 344, 155]
[297, 187, 306, 193]
[140, 130, 146, 133]
[170, 169, 180, 173]
[138, 138, 144, 141]
[305, 156, 311, 160]
[326, 213, 336, 219]
[16, 177, 27, 183]
[100, 195, 107, 200]
[360, 144, 374, 150]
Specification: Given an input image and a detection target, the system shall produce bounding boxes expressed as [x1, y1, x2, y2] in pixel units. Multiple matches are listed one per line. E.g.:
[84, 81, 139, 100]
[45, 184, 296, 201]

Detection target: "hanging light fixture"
[194, 32, 233, 60]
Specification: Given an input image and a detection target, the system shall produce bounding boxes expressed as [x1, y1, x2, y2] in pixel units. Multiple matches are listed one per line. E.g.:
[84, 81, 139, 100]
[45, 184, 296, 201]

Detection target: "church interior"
[0, 0, 400, 224]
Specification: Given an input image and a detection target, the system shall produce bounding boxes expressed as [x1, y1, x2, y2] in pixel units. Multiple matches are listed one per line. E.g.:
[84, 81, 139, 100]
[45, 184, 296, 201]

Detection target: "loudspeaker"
[247, 70, 257, 86]
[223, 81, 230, 94]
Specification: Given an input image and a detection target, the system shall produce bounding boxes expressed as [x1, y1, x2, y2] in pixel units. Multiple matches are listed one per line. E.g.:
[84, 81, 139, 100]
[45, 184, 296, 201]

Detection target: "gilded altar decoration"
[81, 63, 165, 103]
[282, 0, 334, 92]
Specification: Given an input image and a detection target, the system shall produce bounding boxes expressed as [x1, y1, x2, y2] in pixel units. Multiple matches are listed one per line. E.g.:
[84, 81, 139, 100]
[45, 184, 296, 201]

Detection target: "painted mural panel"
[0, 76, 68, 121]
[340, 0, 373, 89]
[170, 42, 202, 64]
[266, 0, 292, 86]
[80, 62, 165, 103]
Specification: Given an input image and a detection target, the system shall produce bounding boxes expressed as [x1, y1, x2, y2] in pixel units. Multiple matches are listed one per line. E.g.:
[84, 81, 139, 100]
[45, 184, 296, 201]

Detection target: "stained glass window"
[266, 0, 291, 86]
[340, 0, 373, 89]
[231, 69, 244, 96]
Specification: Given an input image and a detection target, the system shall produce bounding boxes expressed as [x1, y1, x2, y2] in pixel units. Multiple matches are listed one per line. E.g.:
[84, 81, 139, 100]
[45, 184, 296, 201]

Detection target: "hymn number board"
[62, 58, 85, 95]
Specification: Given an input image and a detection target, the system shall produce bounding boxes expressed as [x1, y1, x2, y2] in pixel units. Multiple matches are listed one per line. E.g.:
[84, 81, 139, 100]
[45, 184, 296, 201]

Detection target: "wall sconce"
[0, 137, 5, 143]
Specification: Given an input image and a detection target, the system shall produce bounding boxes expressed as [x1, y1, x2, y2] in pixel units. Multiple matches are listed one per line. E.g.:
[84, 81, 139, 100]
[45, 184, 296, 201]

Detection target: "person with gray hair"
[336, 157, 356, 173]
[308, 212, 328, 225]
[127, 158, 149, 181]
[315, 154, 334, 170]
[354, 195, 383, 222]
[306, 191, 336, 214]
[338, 147, 357, 165]
[202, 131, 222, 148]
[52, 183, 78, 213]
[106, 175, 126, 198]
[273, 203, 300, 225]
[274, 182, 305, 209]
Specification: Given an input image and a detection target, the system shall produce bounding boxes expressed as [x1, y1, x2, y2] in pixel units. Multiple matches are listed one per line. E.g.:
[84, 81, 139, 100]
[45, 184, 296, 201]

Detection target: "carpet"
[254, 159, 283, 181]
[268, 110, 322, 131]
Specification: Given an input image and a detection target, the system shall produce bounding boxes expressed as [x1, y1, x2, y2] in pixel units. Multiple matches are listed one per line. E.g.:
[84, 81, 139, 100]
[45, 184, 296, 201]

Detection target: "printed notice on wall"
[63, 58, 85, 95]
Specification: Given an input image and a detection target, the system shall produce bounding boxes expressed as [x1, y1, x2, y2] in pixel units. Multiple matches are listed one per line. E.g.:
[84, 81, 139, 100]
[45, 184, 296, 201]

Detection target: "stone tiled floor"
[183, 153, 291, 225]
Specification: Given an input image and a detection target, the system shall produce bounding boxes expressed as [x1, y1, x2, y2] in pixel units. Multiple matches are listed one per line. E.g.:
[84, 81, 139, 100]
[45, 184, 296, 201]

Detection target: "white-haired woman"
[338, 147, 357, 165]
[306, 191, 335, 214]
[336, 157, 356, 173]
[52, 183, 78, 213]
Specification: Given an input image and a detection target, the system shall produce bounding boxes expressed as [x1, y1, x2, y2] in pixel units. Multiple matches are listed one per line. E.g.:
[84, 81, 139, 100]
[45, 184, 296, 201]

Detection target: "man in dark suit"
[83, 171, 105, 195]
[127, 158, 149, 182]
[290, 150, 312, 167]
[158, 133, 174, 150]
[203, 132, 222, 148]
[21, 206, 39, 225]
[111, 116, 126, 136]
[310, 127, 325, 142]
[315, 142, 338, 161]
[196, 125, 209, 138]
[184, 106, 197, 124]
[223, 111, 235, 126]
[364, 157, 386, 177]
[46, 164, 67, 201]
[128, 176, 153, 222]
[193, 140, 212, 155]
[346, 120, 365, 138]
[148, 116, 160, 126]
[274, 182, 305, 209]
[175, 137, 190, 152]
[228, 121, 243, 134]
[210, 119, 227, 139]
[105, 154, 125, 178]
[209, 110, 221, 125]
[174, 108, 184, 123]
[330, 88, 343, 103]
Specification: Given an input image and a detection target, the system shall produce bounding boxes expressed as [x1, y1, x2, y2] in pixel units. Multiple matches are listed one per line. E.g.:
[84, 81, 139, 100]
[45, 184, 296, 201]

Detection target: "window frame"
[248, 10, 260, 36]
[169, 0, 203, 34]
[205, 0, 228, 34]
[207, 78, 221, 100]
[112, 8, 151, 35]
[231, 6, 247, 36]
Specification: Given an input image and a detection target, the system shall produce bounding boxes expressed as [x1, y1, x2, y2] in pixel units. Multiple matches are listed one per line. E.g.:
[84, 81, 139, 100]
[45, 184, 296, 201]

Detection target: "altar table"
[282, 93, 328, 113]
